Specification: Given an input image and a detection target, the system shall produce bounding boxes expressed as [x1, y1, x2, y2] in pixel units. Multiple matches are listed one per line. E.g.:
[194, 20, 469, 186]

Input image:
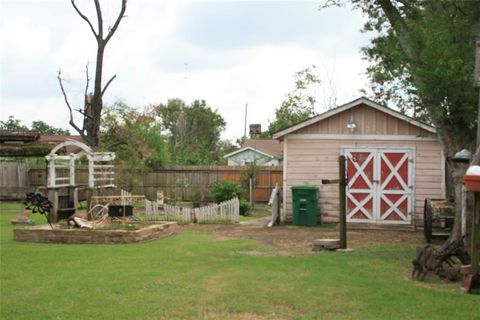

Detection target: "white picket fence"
[143, 197, 239, 224]
[121, 189, 132, 206]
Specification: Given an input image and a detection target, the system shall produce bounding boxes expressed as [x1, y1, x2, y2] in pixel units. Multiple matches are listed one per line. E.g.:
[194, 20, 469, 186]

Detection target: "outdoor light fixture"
[346, 115, 356, 132]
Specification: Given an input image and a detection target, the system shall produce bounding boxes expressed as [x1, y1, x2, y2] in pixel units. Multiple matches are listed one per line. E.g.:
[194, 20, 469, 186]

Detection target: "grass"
[0, 202, 22, 211]
[1, 214, 478, 320]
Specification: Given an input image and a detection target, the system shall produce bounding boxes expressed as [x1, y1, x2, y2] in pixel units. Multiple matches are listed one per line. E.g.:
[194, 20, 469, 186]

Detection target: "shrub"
[239, 198, 251, 216]
[210, 180, 244, 203]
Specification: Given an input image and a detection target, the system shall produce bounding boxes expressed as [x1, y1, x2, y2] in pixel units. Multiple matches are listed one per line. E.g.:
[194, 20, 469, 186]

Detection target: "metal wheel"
[423, 198, 433, 243]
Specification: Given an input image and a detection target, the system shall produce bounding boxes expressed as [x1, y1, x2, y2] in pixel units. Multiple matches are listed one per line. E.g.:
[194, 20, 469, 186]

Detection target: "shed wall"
[284, 138, 443, 224]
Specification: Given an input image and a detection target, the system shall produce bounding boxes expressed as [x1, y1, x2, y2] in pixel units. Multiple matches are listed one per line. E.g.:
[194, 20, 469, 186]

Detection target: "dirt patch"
[205, 312, 268, 320]
[181, 217, 425, 255]
[236, 250, 292, 257]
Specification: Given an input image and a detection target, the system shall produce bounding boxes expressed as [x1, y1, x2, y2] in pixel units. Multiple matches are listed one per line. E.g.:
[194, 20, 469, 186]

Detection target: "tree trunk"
[60, 0, 127, 149]
[437, 124, 474, 249]
[451, 162, 468, 241]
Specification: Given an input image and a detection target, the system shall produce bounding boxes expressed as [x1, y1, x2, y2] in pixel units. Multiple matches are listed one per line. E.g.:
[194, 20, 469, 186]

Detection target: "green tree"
[100, 101, 169, 168]
[323, 0, 479, 242]
[31, 121, 70, 135]
[154, 99, 226, 165]
[0, 116, 28, 131]
[0, 116, 70, 135]
[265, 65, 320, 137]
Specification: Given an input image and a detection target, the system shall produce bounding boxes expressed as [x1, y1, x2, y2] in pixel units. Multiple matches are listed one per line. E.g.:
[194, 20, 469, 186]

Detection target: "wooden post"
[252, 168, 256, 210]
[249, 178, 253, 208]
[469, 39, 480, 289]
[87, 155, 94, 189]
[47, 189, 58, 223]
[69, 154, 75, 186]
[472, 192, 480, 277]
[47, 155, 56, 188]
[339, 155, 347, 249]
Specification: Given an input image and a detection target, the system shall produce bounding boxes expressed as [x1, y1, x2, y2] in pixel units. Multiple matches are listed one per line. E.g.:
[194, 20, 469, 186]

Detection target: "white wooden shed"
[273, 97, 445, 226]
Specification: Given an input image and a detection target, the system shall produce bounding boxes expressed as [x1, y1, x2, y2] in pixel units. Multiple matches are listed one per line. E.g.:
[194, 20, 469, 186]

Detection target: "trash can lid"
[292, 185, 319, 190]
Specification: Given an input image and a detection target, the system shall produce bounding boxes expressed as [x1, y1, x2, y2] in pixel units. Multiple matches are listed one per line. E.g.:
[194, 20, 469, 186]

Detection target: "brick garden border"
[13, 222, 177, 244]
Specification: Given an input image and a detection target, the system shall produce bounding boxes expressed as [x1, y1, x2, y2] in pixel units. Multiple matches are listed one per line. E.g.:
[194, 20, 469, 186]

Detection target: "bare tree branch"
[107, 141, 128, 149]
[75, 108, 94, 120]
[70, 0, 98, 38]
[57, 70, 87, 140]
[104, 0, 127, 44]
[93, 0, 103, 40]
[102, 75, 117, 96]
[84, 63, 90, 98]
[376, 0, 418, 64]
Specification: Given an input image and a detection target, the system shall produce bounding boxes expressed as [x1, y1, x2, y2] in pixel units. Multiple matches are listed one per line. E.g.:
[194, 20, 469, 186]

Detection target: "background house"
[273, 97, 444, 227]
[224, 139, 283, 166]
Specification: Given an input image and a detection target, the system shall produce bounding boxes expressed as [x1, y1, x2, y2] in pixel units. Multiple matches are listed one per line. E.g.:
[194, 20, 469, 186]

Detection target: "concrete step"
[347, 223, 416, 232]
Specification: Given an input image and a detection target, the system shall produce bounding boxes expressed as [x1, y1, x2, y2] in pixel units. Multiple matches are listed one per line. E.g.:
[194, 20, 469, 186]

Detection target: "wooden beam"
[0, 130, 39, 142]
[471, 192, 480, 276]
[0, 143, 53, 157]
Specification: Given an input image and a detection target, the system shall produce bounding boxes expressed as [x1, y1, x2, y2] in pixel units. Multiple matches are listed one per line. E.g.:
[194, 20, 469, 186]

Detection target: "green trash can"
[292, 185, 319, 226]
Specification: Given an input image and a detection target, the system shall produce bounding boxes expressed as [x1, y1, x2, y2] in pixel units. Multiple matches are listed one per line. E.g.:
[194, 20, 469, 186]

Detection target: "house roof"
[224, 139, 283, 159]
[272, 97, 436, 139]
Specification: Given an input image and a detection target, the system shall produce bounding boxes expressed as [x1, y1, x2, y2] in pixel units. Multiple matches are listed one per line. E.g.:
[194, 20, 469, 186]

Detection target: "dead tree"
[58, 0, 127, 148]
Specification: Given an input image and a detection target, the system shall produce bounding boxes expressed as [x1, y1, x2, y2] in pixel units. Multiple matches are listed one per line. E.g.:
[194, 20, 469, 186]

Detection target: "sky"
[0, 0, 371, 141]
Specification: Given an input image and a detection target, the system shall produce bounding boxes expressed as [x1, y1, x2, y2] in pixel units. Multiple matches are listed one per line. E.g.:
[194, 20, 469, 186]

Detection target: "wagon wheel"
[423, 198, 433, 243]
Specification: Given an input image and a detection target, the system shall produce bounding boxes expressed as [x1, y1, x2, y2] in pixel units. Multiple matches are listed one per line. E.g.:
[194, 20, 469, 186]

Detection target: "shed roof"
[272, 97, 436, 139]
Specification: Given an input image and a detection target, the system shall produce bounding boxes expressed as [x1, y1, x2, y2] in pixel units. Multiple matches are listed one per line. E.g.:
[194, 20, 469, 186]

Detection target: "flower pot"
[464, 174, 480, 192]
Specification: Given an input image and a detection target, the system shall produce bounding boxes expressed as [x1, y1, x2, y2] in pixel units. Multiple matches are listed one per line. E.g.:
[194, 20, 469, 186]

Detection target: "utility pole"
[244, 104, 248, 139]
[184, 63, 189, 104]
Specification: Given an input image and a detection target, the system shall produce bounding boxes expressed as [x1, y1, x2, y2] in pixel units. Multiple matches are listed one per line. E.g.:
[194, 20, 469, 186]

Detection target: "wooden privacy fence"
[0, 162, 29, 200]
[27, 165, 283, 202]
[144, 197, 239, 224]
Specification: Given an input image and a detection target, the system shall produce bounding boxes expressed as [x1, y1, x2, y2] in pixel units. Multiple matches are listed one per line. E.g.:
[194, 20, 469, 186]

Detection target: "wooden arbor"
[45, 140, 115, 221]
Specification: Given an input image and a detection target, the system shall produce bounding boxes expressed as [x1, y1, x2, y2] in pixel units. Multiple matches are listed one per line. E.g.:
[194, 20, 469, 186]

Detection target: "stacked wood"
[0, 143, 53, 157]
[0, 130, 39, 142]
[0, 130, 53, 157]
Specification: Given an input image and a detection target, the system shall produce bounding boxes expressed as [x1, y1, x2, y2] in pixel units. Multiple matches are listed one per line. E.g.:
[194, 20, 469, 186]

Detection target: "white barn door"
[344, 148, 414, 224]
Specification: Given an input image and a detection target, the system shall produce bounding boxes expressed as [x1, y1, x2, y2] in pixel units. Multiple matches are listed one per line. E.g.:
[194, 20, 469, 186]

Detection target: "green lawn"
[0, 214, 478, 320]
[0, 202, 22, 211]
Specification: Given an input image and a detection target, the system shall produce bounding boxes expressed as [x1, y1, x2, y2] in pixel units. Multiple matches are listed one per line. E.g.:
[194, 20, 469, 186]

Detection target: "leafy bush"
[239, 199, 251, 216]
[210, 180, 251, 215]
[210, 180, 244, 203]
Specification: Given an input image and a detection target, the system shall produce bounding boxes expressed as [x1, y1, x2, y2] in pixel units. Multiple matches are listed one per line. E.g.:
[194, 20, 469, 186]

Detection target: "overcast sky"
[0, 0, 371, 140]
